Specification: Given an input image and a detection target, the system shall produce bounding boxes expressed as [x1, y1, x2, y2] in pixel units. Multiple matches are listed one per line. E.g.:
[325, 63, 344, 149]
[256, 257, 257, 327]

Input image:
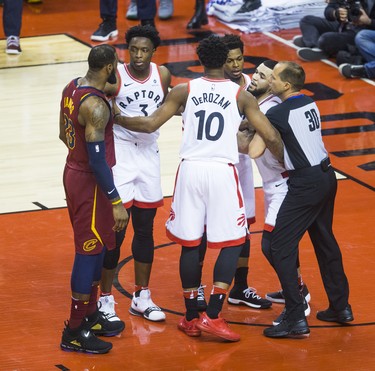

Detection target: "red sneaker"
[177, 317, 201, 337]
[196, 312, 240, 342]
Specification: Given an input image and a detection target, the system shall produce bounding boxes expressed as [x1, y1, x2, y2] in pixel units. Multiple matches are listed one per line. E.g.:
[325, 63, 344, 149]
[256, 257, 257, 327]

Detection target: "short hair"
[125, 24, 161, 49]
[221, 34, 244, 54]
[88, 44, 117, 70]
[262, 59, 278, 70]
[197, 35, 229, 69]
[278, 61, 305, 90]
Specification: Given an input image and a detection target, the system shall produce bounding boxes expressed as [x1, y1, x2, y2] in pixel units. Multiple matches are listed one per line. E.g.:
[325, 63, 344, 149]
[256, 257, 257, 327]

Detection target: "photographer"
[293, 0, 375, 63]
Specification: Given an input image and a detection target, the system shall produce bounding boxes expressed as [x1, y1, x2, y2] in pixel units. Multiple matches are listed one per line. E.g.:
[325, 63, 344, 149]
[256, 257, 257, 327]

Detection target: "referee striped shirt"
[266, 94, 328, 171]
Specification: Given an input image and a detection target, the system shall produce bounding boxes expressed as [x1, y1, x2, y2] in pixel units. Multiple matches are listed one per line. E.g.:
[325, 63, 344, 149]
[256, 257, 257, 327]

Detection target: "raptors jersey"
[181, 77, 242, 164]
[114, 62, 165, 144]
[237, 73, 255, 223]
[254, 94, 286, 184]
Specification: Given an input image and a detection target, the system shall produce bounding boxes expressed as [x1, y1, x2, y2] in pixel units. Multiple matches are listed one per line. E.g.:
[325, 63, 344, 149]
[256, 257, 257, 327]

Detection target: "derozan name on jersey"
[191, 93, 231, 109]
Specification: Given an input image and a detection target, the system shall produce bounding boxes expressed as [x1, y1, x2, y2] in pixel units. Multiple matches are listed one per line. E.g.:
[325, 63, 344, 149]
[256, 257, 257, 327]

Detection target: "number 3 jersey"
[113, 62, 165, 144]
[181, 77, 242, 164]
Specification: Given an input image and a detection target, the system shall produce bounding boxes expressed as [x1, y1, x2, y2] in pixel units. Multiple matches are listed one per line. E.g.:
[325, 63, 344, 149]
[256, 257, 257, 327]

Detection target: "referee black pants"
[265, 164, 350, 321]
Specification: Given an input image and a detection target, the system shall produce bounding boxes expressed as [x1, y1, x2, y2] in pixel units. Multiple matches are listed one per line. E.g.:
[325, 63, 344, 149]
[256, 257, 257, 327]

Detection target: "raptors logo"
[168, 208, 176, 221]
[237, 213, 246, 227]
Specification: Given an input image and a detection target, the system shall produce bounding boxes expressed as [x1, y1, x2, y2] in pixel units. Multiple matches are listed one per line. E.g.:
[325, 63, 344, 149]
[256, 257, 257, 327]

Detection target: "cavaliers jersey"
[61, 78, 115, 172]
[114, 62, 165, 143]
[254, 94, 286, 184]
[266, 94, 328, 171]
[181, 77, 242, 164]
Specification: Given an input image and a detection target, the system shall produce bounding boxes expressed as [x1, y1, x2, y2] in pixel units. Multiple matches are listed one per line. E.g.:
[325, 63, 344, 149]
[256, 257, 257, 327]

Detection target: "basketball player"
[246, 60, 311, 325]
[262, 61, 353, 339]
[196, 34, 272, 311]
[59, 45, 128, 354]
[102, 25, 171, 323]
[113, 35, 283, 342]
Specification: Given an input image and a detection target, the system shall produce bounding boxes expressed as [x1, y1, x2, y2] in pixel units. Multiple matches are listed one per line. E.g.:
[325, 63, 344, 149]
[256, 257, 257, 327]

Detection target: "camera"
[338, 0, 362, 22]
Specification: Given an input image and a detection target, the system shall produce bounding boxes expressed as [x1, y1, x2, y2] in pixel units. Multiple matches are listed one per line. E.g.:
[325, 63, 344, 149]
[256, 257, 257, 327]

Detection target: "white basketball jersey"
[255, 94, 286, 184]
[114, 62, 165, 143]
[181, 77, 242, 163]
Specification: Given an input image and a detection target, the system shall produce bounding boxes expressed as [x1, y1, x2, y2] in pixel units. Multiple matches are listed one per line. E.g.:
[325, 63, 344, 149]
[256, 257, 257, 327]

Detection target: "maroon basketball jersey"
[61, 78, 115, 172]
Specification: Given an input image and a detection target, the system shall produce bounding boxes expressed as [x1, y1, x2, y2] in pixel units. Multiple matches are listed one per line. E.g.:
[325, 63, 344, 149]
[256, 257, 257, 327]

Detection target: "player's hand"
[112, 203, 129, 232]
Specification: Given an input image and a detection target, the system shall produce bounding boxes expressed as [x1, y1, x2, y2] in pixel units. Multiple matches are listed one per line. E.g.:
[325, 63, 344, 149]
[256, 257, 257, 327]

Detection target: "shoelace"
[7, 36, 20, 47]
[197, 284, 206, 300]
[243, 287, 262, 300]
[159, 0, 171, 11]
[99, 297, 117, 316]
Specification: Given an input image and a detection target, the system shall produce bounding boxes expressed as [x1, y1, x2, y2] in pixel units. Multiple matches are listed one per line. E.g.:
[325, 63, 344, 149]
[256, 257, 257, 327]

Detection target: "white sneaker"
[129, 289, 166, 322]
[98, 295, 122, 322]
[158, 0, 174, 19]
[6, 36, 22, 55]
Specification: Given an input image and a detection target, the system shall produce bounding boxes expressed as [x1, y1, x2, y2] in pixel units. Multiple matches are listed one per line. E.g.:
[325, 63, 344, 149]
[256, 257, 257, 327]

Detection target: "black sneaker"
[264, 318, 310, 339]
[297, 47, 327, 61]
[87, 309, 125, 337]
[236, 0, 262, 13]
[339, 64, 368, 79]
[292, 35, 305, 47]
[316, 304, 354, 323]
[91, 21, 118, 42]
[265, 289, 284, 303]
[197, 284, 207, 311]
[266, 284, 311, 304]
[336, 50, 363, 66]
[273, 299, 310, 326]
[228, 287, 272, 309]
[60, 321, 113, 354]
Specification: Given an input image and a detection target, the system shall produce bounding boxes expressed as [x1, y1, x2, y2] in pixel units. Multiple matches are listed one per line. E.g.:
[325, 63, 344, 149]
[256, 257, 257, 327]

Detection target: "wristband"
[112, 199, 122, 206]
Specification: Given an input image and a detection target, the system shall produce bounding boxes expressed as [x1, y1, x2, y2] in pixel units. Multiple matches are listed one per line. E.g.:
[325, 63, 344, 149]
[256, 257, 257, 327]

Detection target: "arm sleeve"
[86, 141, 120, 200]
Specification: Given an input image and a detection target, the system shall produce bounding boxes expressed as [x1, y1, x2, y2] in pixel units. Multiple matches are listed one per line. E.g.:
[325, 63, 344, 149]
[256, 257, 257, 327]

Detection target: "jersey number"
[305, 108, 320, 132]
[195, 110, 224, 141]
[64, 113, 75, 149]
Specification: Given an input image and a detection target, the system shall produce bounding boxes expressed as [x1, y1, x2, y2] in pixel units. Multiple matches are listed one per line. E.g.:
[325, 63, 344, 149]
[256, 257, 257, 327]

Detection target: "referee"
[262, 61, 353, 339]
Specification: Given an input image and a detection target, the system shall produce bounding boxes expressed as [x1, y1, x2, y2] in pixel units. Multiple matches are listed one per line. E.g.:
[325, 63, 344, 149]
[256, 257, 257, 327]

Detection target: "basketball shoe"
[87, 308, 125, 336]
[60, 321, 112, 354]
[129, 289, 166, 322]
[273, 299, 311, 326]
[196, 312, 240, 342]
[266, 284, 311, 304]
[178, 317, 201, 337]
[197, 284, 207, 311]
[228, 287, 272, 309]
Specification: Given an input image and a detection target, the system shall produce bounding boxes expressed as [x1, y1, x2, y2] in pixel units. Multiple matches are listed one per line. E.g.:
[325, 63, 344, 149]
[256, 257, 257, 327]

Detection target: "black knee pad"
[180, 246, 201, 288]
[131, 206, 157, 264]
[240, 238, 250, 258]
[103, 245, 121, 270]
[213, 245, 242, 285]
[198, 232, 207, 263]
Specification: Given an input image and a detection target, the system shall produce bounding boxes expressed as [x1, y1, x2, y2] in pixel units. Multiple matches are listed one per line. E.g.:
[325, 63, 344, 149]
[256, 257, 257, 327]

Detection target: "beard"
[248, 85, 268, 98]
[107, 69, 117, 84]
